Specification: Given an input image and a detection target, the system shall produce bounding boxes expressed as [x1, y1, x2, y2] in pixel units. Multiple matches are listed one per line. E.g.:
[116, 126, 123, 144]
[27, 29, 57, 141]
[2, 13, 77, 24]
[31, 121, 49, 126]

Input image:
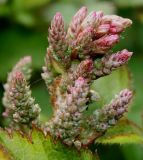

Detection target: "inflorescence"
[2, 6, 133, 149]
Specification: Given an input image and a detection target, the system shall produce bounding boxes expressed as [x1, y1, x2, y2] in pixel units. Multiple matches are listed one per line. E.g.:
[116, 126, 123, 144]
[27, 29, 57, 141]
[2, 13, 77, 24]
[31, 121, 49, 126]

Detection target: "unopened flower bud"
[70, 59, 94, 80]
[95, 24, 110, 37]
[95, 34, 119, 47]
[94, 49, 133, 78]
[102, 15, 132, 34]
[92, 34, 119, 54]
[67, 6, 87, 39]
[76, 27, 93, 58]
[6, 71, 41, 126]
[81, 11, 103, 30]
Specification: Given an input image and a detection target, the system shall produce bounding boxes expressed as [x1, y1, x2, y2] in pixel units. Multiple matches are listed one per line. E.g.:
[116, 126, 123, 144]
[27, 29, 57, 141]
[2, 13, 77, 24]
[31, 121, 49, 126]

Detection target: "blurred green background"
[0, 0, 143, 159]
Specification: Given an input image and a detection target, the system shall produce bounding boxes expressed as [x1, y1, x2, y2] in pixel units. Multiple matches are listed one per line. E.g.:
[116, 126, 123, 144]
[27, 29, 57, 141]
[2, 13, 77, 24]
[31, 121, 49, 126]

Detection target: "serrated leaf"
[96, 119, 143, 144]
[0, 128, 96, 160]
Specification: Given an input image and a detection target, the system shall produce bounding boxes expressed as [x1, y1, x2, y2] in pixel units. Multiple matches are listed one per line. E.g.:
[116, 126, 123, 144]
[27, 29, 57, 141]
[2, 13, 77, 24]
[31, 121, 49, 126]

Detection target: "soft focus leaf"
[0, 28, 47, 80]
[13, 0, 50, 10]
[0, 129, 96, 160]
[114, 0, 143, 7]
[15, 12, 36, 27]
[84, 0, 116, 14]
[43, 2, 77, 26]
[121, 144, 143, 160]
[87, 66, 131, 115]
[32, 82, 53, 122]
[93, 66, 131, 104]
[96, 119, 143, 144]
[128, 54, 143, 125]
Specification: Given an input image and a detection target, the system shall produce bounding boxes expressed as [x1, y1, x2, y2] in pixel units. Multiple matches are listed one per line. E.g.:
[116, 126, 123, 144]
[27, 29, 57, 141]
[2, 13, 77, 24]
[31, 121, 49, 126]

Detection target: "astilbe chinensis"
[3, 56, 32, 110]
[2, 57, 41, 130]
[41, 7, 133, 148]
[3, 7, 133, 149]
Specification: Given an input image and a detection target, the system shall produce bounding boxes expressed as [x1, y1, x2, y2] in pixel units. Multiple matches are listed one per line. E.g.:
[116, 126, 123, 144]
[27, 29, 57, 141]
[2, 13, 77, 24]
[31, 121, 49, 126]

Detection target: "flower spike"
[2, 6, 133, 149]
[4, 71, 41, 128]
[94, 49, 133, 78]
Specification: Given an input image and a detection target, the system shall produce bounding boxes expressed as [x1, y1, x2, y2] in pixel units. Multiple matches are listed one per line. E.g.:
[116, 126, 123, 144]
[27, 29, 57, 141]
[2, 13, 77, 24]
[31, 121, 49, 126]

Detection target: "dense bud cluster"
[3, 57, 40, 129]
[3, 56, 32, 116]
[42, 7, 133, 148]
[94, 49, 133, 78]
[8, 72, 40, 125]
[2, 6, 133, 149]
[44, 77, 90, 146]
[90, 89, 133, 132]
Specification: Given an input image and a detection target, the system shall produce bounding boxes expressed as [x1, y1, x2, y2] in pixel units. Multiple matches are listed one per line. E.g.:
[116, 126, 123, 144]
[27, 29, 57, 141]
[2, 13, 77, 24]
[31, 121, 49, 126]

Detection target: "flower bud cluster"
[2, 6, 133, 149]
[44, 77, 89, 147]
[41, 7, 133, 149]
[47, 6, 132, 75]
[66, 8, 132, 58]
[94, 49, 133, 78]
[3, 56, 32, 114]
[90, 89, 133, 132]
[48, 12, 70, 68]
[5, 71, 41, 126]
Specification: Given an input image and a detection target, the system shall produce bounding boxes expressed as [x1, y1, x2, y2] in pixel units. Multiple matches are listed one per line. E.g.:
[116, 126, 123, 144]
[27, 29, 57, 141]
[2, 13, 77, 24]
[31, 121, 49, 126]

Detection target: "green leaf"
[94, 66, 131, 104]
[87, 66, 131, 115]
[84, 0, 116, 14]
[0, 128, 96, 160]
[121, 144, 143, 160]
[13, 0, 50, 10]
[43, 2, 77, 27]
[0, 28, 47, 80]
[32, 82, 53, 122]
[113, 0, 143, 7]
[96, 119, 143, 144]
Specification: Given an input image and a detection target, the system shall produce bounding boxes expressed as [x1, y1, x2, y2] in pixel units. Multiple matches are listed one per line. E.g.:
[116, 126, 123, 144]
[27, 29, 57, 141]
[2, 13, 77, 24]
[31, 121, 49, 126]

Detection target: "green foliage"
[0, 128, 96, 160]
[113, 0, 143, 7]
[0, 1, 143, 159]
[32, 83, 53, 122]
[93, 66, 131, 104]
[87, 66, 131, 115]
[96, 119, 143, 144]
[0, 28, 47, 80]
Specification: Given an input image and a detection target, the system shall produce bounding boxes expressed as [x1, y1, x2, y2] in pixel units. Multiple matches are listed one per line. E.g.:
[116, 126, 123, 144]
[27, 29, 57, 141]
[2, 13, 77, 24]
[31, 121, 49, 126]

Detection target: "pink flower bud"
[95, 24, 110, 37]
[101, 15, 132, 34]
[94, 49, 133, 78]
[113, 49, 133, 64]
[76, 27, 93, 56]
[67, 7, 87, 39]
[77, 27, 93, 45]
[52, 12, 64, 30]
[49, 12, 66, 52]
[73, 6, 87, 20]
[75, 77, 85, 87]
[71, 59, 94, 81]
[2, 109, 9, 117]
[15, 71, 23, 80]
[81, 11, 103, 30]
[95, 34, 119, 47]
